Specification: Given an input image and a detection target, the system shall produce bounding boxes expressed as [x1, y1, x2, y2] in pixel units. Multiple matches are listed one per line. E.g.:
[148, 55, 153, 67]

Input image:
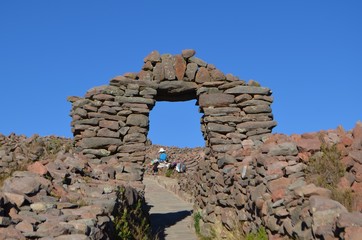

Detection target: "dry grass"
[306, 143, 356, 211]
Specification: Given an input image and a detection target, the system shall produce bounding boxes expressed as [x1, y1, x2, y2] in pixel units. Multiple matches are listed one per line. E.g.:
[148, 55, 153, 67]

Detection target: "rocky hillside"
[0, 134, 150, 239]
[1, 121, 362, 239]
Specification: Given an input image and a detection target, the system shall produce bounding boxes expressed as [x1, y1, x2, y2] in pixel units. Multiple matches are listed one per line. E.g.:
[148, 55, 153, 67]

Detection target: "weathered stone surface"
[115, 96, 155, 105]
[174, 55, 186, 80]
[82, 149, 110, 157]
[140, 87, 157, 96]
[294, 184, 331, 198]
[79, 137, 122, 149]
[4, 192, 25, 207]
[237, 121, 277, 132]
[203, 107, 240, 115]
[162, 54, 176, 80]
[195, 67, 211, 83]
[225, 86, 271, 95]
[295, 136, 321, 152]
[199, 93, 234, 107]
[344, 227, 362, 240]
[142, 61, 153, 71]
[181, 49, 196, 58]
[3, 176, 41, 195]
[123, 133, 146, 143]
[243, 105, 272, 114]
[126, 114, 148, 127]
[153, 62, 165, 81]
[210, 69, 225, 81]
[310, 196, 348, 236]
[268, 142, 298, 156]
[143, 50, 161, 63]
[185, 63, 198, 80]
[138, 70, 153, 81]
[189, 56, 207, 67]
[27, 162, 48, 176]
[97, 128, 120, 138]
[158, 81, 198, 95]
[349, 150, 362, 164]
[337, 212, 362, 228]
[99, 120, 119, 130]
[207, 123, 235, 133]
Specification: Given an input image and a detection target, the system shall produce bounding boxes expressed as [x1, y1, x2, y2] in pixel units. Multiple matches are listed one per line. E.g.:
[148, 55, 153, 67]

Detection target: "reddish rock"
[138, 70, 153, 81]
[298, 152, 311, 162]
[195, 67, 211, 83]
[294, 184, 331, 198]
[344, 226, 362, 240]
[351, 181, 362, 192]
[341, 156, 355, 169]
[352, 162, 362, 182]
[337, 176, 352, 189]
[210, 69, 225, 81]
[142, 61, 153, 71]
[27, 161, 48, 176]
[295, 136, 321, 153]
[143, 50, 161, 63]
[181, 49, 196, 58]
[352, 122, 362, 149]
[341, 135, 353, 147]
[352, 121, 362, 139]
[265, 161, 287, 176]
[4, 192, 25, 207]
[0, 226, 25, 240]
[349, 150, 362, 164]
[15, 220, 34, 232]
[267, 177, 292, 201]
[352, 192, 362, 211]
[174, 55, 186, 80]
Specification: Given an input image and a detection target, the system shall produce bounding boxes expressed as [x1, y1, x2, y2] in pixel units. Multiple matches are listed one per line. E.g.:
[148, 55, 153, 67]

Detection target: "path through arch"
[144, 176, 197, 240]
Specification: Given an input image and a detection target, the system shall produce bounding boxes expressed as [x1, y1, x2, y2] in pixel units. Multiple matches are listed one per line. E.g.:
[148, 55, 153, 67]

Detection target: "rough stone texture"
[68, 49, 276, 190]
[66, 51, 362, 239]
[0, 136, 149, 239]
[12, 52, 362, 239]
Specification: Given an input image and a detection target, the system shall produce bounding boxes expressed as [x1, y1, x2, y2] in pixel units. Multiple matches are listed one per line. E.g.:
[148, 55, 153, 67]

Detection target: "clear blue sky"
[1, 1, 361, 147]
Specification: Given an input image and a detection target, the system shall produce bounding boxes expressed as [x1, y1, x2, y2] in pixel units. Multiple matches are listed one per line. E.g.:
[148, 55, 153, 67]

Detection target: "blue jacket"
[159, 153, 167, 162]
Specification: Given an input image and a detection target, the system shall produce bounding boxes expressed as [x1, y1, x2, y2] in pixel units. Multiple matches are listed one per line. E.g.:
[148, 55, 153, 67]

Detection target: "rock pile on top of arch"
[68, 49, 277, 185]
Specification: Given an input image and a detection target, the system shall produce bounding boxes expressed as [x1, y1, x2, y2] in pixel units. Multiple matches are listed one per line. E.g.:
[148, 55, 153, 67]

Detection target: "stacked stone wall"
[180, 122, 362, 239]
[68, 49, 276, 188]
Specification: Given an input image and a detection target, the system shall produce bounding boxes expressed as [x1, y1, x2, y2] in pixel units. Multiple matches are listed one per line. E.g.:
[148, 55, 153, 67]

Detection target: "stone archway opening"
[68, 49, 276, 191]
[148, 100, 204, 148]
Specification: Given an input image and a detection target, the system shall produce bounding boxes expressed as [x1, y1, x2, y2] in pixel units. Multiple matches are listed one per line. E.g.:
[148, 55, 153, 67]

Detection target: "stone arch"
[68, 49, 277, 189]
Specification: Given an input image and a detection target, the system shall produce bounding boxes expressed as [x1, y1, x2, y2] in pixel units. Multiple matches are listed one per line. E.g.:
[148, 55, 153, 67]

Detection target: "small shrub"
[113, 186, 151, 240]
[245, 226, 268, 240]
[165, 169, 173, 178]
[306, 143, 344, 188]
[331, 188, 354, 212]
[194, 211, 202, 235]
[306, 143, 356, 210]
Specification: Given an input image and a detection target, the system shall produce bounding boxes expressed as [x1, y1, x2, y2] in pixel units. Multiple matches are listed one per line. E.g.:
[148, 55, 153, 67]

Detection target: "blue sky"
[1, 1, 361, 147]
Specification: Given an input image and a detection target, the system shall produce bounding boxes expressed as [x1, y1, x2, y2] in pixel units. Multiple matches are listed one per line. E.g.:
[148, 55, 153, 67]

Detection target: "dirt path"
[144, 176, 198, 240]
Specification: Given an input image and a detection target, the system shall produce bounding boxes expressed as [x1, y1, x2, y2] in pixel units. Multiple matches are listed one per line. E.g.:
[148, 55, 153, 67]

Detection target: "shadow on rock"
[150, 210, 193, 240]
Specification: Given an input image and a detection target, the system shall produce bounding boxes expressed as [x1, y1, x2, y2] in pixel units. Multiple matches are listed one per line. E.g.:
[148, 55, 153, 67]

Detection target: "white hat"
[159, 148, 165, 153]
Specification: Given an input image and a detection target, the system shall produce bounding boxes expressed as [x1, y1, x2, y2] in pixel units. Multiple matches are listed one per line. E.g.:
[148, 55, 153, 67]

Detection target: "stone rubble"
[0, 135, 148, 239]
[174, 122, 362, 239]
